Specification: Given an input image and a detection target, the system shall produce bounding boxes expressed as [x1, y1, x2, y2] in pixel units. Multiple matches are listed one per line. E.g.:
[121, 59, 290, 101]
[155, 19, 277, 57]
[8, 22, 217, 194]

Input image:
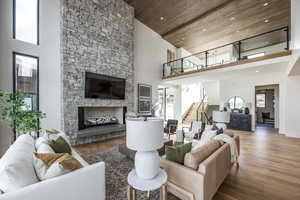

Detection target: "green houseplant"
[0, 89, 46, 137]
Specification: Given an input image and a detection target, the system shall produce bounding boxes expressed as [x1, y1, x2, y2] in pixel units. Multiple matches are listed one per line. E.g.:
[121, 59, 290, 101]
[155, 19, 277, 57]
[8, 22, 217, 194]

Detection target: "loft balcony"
[162, 27, 291, 79]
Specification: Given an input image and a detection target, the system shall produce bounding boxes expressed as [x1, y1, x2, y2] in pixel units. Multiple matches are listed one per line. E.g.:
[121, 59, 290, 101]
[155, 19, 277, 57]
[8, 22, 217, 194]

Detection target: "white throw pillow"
[35, 136, 49, 150]
[0, 134, 39, 193]
[201, 129, 217, 142]
[37, 143, 55, 154]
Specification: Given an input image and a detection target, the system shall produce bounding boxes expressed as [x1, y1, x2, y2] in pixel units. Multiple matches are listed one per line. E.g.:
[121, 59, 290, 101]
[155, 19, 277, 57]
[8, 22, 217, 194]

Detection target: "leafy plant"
[0, 89, 46, 134]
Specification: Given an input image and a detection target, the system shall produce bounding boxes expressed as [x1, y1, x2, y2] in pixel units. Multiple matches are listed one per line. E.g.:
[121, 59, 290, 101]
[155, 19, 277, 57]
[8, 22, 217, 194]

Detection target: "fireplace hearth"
[76, 106, 127, 145]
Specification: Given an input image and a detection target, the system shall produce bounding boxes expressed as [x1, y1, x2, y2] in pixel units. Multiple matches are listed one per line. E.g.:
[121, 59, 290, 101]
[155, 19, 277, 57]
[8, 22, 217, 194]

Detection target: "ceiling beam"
[161, 0, 235, 38]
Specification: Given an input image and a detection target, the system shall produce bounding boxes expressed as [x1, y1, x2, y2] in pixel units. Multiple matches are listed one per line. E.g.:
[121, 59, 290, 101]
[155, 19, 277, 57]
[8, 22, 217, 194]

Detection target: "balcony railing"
[163, 26, 290, 78]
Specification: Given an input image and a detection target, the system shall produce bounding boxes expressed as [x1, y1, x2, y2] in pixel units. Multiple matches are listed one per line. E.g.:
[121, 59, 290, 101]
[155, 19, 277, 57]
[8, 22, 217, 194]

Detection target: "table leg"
[127, 185, 135, 200]
[132, 188, 136, 199]
[160, 184, 167, 200]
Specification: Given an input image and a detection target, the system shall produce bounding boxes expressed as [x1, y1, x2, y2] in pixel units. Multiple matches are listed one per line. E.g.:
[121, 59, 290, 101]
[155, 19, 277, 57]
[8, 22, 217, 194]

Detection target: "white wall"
[0, 0, 61, 156]
[292, 0, 300, 49]
[134, 19, 176, 109]
[219, 70, 287, 132]
[285, 75, 300, 138]
[203, 81, 220, 105]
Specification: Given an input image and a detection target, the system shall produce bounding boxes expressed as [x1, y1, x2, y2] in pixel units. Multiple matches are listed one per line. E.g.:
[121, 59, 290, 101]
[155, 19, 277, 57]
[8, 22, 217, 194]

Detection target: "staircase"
[182, 102, 208, 125]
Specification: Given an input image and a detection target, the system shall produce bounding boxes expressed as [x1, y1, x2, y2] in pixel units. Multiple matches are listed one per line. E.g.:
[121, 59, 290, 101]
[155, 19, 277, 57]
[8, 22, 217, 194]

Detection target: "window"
[13, 53, 39, 112]
[256, 94, 266, 108]
[228, 96, 245, 109]
[13, 0, 39, 44]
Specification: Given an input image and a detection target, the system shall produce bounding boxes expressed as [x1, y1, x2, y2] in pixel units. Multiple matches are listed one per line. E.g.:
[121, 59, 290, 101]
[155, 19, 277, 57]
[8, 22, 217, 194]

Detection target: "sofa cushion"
[166, 143, 192, 164]
[0, 134, 39, 193]
[184, 140, 221, 170]
[33, 153, 83, 180]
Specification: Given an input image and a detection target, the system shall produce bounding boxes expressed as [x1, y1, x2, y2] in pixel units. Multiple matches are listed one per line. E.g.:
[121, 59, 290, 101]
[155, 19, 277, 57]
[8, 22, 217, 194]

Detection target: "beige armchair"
[161, 135, 240, 200]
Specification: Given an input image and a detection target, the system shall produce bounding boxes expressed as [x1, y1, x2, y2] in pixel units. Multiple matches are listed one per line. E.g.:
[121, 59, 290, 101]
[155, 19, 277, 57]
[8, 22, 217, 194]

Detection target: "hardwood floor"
[216, 127, 300, 200]
[74, 127, 300, 200]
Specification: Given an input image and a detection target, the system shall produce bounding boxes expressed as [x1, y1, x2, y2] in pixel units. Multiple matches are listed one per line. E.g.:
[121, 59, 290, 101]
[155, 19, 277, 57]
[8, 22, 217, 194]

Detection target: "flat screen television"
[85, 72, 126, 99]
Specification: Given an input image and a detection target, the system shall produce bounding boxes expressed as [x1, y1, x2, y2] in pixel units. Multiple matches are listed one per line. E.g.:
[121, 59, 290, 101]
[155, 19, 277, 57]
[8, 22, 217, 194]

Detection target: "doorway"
[255, 84, 279, 130]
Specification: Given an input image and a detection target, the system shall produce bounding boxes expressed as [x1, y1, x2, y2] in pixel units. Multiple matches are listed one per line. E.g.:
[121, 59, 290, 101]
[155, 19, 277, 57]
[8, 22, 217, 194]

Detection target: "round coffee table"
[127, 169, 167, 200]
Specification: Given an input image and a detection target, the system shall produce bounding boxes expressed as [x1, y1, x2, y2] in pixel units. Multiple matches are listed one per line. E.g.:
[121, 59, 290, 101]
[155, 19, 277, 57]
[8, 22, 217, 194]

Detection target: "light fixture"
[263, 2, 269, 6]
[236, 30, 240, 33]
[160, 17, 164, 21]
[202, 28, 207, 32]
[264, 19, 269, 23]
[230, 17, 235, 21]
[256, 70, 260, 73]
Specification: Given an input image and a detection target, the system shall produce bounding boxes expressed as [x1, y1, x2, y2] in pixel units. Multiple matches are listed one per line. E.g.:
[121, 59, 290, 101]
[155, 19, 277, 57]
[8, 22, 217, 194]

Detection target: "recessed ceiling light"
[263, 2, 269, 6]
[264, 19, 269, 23]
[202, 28, 207, 32]
[160, 17, 164, 21]
[230, 17, 235, 21]
[256, 70, 260, 73]
[236, 30, 240, 33]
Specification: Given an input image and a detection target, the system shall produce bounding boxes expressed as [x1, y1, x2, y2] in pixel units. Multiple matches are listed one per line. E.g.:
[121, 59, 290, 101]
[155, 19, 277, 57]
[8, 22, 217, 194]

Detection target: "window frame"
[13, 0, 40, 45]
[12, 52, 40, 140]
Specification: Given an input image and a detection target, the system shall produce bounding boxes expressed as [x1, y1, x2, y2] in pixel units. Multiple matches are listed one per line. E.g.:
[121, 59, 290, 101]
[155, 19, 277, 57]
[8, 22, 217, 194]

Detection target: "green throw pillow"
[49, 136, 71, 154]
[165, 143, 192, 164]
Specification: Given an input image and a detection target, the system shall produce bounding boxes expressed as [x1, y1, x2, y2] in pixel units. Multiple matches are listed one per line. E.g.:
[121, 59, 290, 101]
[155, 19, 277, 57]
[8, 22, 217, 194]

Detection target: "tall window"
[13, 0, 39, 44]
[13, 53, 39, 112]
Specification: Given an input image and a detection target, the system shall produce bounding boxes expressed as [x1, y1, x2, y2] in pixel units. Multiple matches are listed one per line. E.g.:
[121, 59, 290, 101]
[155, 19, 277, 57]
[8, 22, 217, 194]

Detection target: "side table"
[127, 169, 168, 200]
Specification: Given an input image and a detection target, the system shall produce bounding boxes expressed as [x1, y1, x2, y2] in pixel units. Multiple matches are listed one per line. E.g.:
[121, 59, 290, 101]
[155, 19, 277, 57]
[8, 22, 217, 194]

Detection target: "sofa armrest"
[0, 162, 105, 200]
[160, 157, 205, 200]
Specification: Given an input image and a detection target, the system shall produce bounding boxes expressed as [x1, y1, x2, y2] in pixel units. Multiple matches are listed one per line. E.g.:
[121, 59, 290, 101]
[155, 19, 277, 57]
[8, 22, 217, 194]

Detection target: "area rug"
[82, 147, 179, 200]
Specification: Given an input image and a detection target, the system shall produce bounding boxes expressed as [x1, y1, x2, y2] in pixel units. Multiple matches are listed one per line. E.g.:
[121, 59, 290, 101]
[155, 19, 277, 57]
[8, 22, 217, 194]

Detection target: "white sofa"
[0, 134, 105, 200]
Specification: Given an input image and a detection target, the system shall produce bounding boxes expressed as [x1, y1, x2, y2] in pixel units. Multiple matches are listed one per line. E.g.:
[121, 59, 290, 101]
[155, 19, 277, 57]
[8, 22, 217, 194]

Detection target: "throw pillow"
[33, 153, 83, 180]
[49, 136, 71, 154]
[201, 129, 217, 142]
[37, 143, 55, 154]
[184, 140, 221, 170]
[165, 143, 192, 164]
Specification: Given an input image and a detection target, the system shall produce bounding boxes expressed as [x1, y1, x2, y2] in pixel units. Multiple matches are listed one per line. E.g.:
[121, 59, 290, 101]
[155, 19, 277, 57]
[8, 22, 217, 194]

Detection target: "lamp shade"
[212, 111, 231, 123]
[126, 118, 164, 151]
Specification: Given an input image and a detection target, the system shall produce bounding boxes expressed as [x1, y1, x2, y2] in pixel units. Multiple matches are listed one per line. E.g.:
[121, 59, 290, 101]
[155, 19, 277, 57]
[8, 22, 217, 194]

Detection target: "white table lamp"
[212, 111, 231, 131]
[126, 118, 164, 180]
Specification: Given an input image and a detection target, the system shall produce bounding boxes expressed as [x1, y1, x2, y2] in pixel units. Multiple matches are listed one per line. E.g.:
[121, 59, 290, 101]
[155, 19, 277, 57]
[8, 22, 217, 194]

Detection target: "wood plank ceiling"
[125, 0, 291, 54]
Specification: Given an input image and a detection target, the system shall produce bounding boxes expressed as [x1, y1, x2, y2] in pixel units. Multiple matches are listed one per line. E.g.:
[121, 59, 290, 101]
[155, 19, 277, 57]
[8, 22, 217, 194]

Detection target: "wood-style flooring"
[74, 127, 300, 200]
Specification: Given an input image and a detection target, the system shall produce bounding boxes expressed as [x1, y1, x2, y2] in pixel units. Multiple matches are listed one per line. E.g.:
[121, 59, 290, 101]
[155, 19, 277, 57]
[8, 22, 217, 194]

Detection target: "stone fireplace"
[78, 107, 127, 130]
[76, 106, 127, 145]
[60, 0, 134, 145]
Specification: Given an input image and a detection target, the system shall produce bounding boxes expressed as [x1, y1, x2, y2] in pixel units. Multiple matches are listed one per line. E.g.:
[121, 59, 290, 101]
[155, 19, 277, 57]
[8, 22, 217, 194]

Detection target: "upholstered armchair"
[164, 119, 178, 139]
[184, 121, 204, 142]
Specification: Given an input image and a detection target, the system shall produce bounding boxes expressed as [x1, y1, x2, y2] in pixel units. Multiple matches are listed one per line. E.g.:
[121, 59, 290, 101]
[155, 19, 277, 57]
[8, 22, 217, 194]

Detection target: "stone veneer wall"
[61, 0, 134, 144]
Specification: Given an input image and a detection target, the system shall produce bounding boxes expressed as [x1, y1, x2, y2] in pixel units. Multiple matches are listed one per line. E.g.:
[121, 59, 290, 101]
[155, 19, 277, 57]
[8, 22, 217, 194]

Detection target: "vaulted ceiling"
[125, 0, 291, 54]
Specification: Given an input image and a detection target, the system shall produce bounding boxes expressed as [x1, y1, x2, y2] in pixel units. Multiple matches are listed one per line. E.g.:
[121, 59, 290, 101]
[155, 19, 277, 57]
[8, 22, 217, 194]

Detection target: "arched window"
[228, 96, 245, 109]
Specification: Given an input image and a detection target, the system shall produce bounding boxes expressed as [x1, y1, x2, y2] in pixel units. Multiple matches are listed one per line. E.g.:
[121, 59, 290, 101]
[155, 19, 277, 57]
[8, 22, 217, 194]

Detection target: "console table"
[228, 113, 252, 131]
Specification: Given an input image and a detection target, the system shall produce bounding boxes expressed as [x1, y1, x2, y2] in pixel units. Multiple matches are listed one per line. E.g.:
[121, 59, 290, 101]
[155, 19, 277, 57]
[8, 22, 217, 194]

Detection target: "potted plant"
[0, 89, 46, 140]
